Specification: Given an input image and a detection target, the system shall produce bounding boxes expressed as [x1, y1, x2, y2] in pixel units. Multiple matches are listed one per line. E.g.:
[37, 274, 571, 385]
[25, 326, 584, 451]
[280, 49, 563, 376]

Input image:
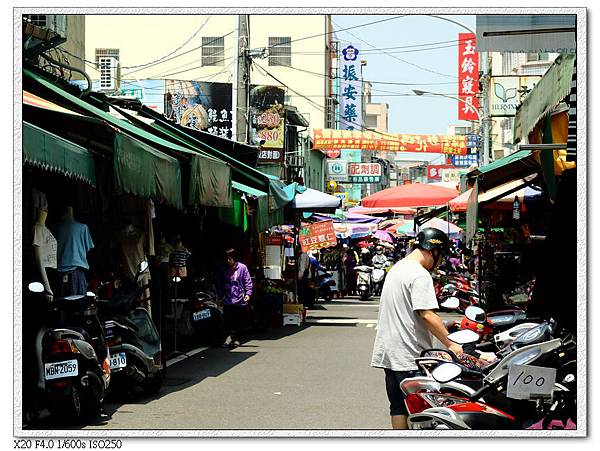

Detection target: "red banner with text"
[312, 129, 467, 155]
[458, 33, 480, 121]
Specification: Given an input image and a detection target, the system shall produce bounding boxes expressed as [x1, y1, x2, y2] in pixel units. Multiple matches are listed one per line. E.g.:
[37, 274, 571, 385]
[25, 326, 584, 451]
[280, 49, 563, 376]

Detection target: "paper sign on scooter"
[507, 364, 556, 400]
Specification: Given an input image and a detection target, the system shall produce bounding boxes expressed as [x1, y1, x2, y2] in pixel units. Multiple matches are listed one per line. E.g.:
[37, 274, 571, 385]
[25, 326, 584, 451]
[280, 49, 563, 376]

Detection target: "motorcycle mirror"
[28, 282, 45, 293]
[440, 297, 460, 310]
[431, 362, 463, 383]
[448, 329, 480, 344]
[465, 306, 486, 323]
[138, 260, 149, 273]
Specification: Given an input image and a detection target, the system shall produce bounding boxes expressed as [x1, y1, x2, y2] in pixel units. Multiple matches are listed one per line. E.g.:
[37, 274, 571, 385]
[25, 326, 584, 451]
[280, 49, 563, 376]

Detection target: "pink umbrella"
[373, 229, 394, 243]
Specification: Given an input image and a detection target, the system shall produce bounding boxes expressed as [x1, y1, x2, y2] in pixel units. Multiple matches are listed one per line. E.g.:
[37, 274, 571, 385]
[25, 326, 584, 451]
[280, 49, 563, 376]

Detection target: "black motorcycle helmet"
[414, 228, 450, 268]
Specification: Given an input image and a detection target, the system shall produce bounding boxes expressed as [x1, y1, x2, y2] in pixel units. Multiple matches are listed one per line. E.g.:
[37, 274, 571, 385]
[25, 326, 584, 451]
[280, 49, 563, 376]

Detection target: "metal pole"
[235, 14, 250, 143]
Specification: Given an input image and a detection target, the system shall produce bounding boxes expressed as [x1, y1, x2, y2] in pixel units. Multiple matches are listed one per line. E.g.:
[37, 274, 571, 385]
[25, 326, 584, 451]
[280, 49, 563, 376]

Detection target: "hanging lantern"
[512, 196, 521, 220]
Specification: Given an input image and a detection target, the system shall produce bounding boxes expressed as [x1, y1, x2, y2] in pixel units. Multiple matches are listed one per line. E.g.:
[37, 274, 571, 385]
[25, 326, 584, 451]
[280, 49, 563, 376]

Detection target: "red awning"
[449, 180, 528, 213]
[361, 183, 458, 208]
[350, 206, 417, 216]
[23, 90, 83, 116]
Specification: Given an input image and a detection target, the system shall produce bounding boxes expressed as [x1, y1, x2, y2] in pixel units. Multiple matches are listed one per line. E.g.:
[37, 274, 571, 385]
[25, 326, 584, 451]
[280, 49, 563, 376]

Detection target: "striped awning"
[23, 90, 83, 116]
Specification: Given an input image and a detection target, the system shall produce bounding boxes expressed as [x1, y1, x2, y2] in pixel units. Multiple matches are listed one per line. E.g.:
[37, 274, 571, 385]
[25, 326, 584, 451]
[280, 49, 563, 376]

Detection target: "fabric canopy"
[449, 180, 530, 213]
[349, 206, 417, 216]
[417, 217, 462, 237]
[23, 121, 96, 186]
[361, 183, 458, 208]
[231, 181, 284, 232]
[466, 150, 540, 192]
[373, 229, 394, 243]
[24, 90, 83, 116]
[312, 211, 382, 224]
[516, 54, 575, 138]
[289, 188, 341, 211]
[189, 155, 232, 208]
[113, 133, 182, 209]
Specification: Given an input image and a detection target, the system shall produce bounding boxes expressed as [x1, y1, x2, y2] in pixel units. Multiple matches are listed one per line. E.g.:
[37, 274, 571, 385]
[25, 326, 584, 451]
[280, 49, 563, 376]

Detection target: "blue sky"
[333, 14, 477, 161]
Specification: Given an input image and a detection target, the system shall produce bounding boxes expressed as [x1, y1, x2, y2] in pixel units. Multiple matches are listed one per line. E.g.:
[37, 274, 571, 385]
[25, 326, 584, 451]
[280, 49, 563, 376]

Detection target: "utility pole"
[480, 51, 491, 166]
[233, 14, 250, 143]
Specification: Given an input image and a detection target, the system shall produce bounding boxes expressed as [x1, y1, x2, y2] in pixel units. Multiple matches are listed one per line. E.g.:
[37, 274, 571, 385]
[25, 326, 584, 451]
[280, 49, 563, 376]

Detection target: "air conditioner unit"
[98, 57, 119, 92]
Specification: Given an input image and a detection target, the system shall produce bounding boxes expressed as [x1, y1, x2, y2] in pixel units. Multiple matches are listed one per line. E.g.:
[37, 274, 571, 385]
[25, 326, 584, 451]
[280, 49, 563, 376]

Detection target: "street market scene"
[16, 8, 584, 436]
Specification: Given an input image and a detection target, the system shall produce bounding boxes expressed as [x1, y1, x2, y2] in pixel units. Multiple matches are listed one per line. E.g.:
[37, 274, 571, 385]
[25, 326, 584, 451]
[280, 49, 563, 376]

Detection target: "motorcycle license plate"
[44, 359, 78, 380]
[193, 309, 211, 321]
[109, 352, 127, 370]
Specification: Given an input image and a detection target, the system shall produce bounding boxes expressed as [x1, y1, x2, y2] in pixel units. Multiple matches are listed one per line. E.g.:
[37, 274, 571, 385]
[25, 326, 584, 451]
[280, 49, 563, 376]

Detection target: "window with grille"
[98, 57, 118, 90]
[269, 37, 291, 67]
[95, 48, 120, 67]
[526, 52, 549, 62]
[23, 15, 47, 27]
[202, 37, 224, 66]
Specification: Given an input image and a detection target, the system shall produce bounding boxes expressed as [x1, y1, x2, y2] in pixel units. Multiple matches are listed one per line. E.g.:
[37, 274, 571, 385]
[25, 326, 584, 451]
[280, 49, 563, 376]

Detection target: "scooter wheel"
[49, 386, 82, 423]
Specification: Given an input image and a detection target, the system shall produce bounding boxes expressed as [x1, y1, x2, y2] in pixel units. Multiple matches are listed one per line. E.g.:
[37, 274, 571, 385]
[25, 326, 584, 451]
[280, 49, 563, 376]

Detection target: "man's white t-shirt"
[371, 259, 439, 371]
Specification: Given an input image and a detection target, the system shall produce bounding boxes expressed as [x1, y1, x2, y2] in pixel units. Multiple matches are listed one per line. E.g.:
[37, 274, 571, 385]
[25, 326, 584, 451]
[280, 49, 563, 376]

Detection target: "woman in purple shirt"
[219, 248, 253, 348]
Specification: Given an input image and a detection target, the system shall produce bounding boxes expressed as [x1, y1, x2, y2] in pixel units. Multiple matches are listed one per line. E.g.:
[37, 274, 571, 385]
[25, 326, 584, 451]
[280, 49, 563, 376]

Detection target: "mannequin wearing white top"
[33, 209, 54, 300]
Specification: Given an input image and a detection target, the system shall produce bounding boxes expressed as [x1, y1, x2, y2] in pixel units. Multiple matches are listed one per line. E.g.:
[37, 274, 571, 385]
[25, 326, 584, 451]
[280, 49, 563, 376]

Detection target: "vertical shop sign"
[250, 85, 286, 164]
[458, 33, 480, 121]
[339, 44, 362, 131]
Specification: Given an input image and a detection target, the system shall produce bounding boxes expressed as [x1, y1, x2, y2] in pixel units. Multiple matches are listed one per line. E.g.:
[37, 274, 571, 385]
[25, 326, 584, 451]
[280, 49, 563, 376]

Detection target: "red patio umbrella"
[361, 183, 459, 208]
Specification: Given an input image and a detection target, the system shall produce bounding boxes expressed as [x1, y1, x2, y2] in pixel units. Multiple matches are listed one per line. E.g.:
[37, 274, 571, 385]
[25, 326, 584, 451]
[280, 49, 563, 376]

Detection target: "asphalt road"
[29, 297, 459, 431]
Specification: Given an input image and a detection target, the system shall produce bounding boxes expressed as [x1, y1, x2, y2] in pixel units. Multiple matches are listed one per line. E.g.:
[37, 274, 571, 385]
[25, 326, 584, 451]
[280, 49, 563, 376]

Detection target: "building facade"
[81, 14, 329, 189]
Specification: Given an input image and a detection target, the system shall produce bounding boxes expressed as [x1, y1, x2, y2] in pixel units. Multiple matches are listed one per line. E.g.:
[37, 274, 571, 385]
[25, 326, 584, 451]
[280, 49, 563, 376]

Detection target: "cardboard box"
[283, 313, 302, 326]
[283, 303, 304, 314]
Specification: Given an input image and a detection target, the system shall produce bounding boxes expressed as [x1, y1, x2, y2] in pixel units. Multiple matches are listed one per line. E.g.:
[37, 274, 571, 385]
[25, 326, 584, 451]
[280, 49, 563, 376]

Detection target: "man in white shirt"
[371, 228, 463, 429]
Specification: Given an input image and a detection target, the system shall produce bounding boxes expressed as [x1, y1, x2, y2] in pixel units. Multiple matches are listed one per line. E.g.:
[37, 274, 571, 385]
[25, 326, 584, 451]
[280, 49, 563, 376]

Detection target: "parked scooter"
[27, 282, 110, 423]
[97, 261, 163, 396]
[403, 308, 576, 429]
[188, 276, 227, 347]
[354, 265, 373, 301]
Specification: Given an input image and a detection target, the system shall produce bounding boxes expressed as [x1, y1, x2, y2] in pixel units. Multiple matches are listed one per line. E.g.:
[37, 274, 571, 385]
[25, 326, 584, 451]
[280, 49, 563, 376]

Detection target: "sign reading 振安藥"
[327, 160, 349, 182]
[348, 162, 381, 183]
[458, 33, 480, 121]
[339, 44, 362, 131]
[299, 220, 337, 253]
[490, 76, 541, 117]
[313, 129, 468, 155]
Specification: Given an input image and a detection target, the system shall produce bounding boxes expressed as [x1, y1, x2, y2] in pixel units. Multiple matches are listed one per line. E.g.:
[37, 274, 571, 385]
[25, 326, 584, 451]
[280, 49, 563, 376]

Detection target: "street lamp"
[412, 89, 481, 122]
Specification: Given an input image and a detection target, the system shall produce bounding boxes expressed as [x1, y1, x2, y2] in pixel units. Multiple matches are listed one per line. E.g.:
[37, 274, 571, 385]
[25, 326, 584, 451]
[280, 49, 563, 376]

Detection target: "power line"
[332, 19, 457, 80]
[122, 31, 235, 77]
[119, 17, 212, 72]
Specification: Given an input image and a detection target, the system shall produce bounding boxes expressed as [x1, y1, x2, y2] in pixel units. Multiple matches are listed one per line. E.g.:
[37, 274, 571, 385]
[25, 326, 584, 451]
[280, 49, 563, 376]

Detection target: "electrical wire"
[119, 16, 212, 71]
[332, 18, 458, 80]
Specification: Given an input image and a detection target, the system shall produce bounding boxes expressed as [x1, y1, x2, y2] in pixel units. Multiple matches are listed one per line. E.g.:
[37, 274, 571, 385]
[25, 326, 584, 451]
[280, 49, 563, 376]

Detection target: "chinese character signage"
[452, 154, 479, 167]
[250, 85, 286, 164]
[165, 80, 232, 138]
[299, 220, 337, 253]
[348, 162, 382, 183]
[327, 160, 349, 182]
[490, 76, 541, 117]
[440, 167, 468, 183]
[339, 44, 362, 131]
[313, 129, 467, 155]
[458, 33, 480, 121]
[466, 134, 481, 153]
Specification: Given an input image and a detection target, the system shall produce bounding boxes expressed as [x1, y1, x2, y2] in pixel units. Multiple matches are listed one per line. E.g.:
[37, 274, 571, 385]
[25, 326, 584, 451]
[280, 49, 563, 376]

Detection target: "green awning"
[516, 54, 575, 138]
[467, 150, 540, 192]
[231, 181, 284, 232]
[23, 121, 96, 186]
[217, 190, 248, 232]
[114, 133, 182, 209]
[190, 155, 232, 208]
[24, 69, 207, 158]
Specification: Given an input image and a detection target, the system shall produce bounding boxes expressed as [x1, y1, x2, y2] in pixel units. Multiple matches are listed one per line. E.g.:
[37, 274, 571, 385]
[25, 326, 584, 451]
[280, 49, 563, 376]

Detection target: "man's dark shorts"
[384, 368, 420, 416]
